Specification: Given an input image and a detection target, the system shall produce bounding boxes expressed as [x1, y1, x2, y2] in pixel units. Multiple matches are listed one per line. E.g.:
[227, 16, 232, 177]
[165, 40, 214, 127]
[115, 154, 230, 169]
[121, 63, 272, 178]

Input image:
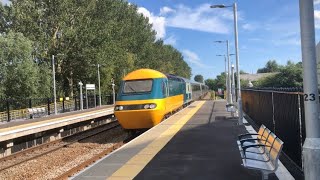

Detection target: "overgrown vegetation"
[254, 61, 303, 87]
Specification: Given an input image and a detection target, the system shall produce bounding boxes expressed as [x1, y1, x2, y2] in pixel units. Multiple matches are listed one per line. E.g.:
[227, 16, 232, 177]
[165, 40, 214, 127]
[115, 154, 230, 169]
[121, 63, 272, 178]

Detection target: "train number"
[304, 93, 316, 101]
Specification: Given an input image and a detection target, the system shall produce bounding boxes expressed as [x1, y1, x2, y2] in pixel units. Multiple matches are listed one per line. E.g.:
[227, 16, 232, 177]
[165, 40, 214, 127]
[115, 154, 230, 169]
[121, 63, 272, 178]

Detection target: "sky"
[128, 0, 320, 80]
[2, 0, 320, 80]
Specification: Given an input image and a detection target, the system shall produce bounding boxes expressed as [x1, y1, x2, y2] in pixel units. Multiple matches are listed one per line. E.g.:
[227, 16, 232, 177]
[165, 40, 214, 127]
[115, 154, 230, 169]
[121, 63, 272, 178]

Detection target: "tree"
[194, 75, 204, 83]
[257, 60, 280, 73]
[255, 61, 302, 87]
[0, 32, 40, 99]
[205, 79, 215, 90]
[240, 70, 248, 74]
[1, 0, 192, 98]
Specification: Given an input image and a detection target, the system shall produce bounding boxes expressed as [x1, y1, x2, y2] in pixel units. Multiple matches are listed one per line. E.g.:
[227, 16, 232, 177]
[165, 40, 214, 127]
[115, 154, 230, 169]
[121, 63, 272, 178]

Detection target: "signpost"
[86, 84, 96, 109]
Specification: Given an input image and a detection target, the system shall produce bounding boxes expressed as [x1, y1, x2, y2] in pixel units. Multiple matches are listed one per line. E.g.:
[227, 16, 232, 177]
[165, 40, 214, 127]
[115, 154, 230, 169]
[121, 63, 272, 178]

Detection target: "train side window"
[162, 81, 167, 97]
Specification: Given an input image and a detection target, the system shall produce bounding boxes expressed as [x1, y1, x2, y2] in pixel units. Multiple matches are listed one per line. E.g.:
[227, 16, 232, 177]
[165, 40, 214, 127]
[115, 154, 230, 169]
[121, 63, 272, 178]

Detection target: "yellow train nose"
[115, 109, 164, 129]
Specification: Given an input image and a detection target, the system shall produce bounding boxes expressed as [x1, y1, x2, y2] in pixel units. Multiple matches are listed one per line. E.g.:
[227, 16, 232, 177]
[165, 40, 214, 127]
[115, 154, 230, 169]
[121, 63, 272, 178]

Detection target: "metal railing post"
[6, 100, 10, 122]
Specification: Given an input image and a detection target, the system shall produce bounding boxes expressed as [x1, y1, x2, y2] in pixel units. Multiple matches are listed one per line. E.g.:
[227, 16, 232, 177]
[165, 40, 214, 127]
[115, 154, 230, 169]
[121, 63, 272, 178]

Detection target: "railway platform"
[73, 100, 293, 180]
[0, 106, 114, 156]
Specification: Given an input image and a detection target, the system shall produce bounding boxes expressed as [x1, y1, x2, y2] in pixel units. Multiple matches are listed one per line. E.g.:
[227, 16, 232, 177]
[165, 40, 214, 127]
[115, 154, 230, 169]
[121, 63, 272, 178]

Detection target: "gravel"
[0, 126, 127, 180]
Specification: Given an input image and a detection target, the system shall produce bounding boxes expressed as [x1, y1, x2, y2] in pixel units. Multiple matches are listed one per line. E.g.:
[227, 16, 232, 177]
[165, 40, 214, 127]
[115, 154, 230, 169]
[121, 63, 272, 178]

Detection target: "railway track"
[0, 120, 129, 180]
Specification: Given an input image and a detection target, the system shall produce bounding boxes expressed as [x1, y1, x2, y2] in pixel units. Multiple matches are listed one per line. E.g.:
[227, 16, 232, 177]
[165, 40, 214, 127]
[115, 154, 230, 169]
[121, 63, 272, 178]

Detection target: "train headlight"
[114, 106, 119, 110]
[149, 104, 157, 109]
[144, 104, 150, 109]
[118, 106, 124, 110]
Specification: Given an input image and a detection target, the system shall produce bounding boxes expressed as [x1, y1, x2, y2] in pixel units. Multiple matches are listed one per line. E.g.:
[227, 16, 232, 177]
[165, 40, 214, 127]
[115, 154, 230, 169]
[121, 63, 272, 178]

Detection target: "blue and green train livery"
[114, 69, 208, 129]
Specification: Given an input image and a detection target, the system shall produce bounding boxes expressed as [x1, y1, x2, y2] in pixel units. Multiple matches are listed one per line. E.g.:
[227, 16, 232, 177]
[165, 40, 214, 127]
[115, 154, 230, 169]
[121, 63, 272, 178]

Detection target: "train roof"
[123, 69, 166, 80]
[123, 69, 207, 87]
[166, 74, 185, 82]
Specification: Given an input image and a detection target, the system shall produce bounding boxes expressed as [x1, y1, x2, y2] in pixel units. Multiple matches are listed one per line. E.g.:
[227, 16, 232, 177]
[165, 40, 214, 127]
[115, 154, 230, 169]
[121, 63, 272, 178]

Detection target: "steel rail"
[54, 141, 125, 179]
[0, 120, 119, 172]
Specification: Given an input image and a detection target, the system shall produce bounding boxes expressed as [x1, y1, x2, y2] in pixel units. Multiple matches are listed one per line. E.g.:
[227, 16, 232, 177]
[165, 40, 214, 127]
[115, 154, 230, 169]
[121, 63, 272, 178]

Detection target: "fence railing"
[242, 89, 305, 170]
[0, 94, 116, 122]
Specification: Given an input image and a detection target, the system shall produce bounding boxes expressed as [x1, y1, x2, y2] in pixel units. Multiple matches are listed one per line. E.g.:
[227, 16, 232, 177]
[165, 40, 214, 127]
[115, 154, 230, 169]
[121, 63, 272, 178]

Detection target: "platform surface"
[0, 105, 114, 141]
[73, 100, 283, 180]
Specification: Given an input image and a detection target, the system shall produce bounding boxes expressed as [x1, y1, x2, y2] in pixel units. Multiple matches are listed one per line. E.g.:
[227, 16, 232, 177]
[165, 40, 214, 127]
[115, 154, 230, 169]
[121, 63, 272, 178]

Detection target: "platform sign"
[86, 84, 95, 90]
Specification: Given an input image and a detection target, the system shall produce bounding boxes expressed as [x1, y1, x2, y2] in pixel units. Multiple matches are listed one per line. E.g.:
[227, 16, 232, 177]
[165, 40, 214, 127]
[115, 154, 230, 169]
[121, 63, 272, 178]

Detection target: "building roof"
[240, 73, 278, 81]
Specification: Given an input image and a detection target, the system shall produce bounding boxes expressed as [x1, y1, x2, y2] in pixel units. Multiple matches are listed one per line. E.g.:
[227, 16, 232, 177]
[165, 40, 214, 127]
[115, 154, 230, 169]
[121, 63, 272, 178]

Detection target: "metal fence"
[242, 89, 306, 170]
[0, 94, 116, 122]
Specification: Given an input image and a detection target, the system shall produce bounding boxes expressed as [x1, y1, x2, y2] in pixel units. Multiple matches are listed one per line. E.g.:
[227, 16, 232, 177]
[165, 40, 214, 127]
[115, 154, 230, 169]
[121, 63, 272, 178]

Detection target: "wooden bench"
[237, 125, 284, 180]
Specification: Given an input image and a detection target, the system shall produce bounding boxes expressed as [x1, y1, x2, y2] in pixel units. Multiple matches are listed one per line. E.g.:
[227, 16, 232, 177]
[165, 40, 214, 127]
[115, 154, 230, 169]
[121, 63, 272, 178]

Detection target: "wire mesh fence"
[242, 88, 305, 170]
[0, 94, 116, 122]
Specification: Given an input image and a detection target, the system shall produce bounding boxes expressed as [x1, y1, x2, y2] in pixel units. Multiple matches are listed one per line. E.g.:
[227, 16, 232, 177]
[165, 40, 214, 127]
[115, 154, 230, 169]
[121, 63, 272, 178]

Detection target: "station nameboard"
[86, 84, 95, 90]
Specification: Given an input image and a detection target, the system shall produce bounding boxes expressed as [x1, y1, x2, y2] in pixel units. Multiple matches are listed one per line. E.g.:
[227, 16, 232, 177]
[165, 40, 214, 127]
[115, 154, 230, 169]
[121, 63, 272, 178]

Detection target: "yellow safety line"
[108, 101, 206, 180]
[0, 108, 112, 133]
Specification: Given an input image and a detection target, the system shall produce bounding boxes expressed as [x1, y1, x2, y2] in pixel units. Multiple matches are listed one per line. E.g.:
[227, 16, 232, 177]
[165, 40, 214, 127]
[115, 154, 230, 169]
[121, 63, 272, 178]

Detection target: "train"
[114, 69, 209, 130]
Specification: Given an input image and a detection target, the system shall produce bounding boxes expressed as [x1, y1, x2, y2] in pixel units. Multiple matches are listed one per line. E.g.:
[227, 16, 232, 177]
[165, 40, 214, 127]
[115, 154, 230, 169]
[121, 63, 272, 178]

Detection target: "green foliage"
[0, 0, 191, 98]
[204, 73, 226, 91]
[257, 60, 281, 73]
[0, 32, 40, 99]
[255, 61, 302, 87]
[194, 74, 204, 83]
[240, 70, 248, 74]
[204, 79, 215, 90]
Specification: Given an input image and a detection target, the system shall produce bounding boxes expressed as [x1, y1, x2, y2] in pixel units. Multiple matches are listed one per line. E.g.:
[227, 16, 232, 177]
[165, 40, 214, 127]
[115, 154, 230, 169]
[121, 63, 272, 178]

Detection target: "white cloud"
[160, 7, 175, 15]
[138, 7, 166, 39]
[164, 35, 177, 45]
[315, 10, 320, 28]
[162, 4, 233, 34]
[315, 10, 320, 19]
[182, 49, 213, 68]
[242, 23, 256, 31]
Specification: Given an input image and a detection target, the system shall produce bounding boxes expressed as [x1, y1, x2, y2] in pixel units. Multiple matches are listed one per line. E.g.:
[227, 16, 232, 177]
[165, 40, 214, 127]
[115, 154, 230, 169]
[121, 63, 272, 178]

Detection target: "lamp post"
[211, 3, 243, 125]
[78, 81, 83, 110]
[299, 0, 320, 179]
[52, 55, 57, 115]
[91, 64, 102, 106]
[215, 40, 232, 105]
[231, 64, 236, 108]
[111, 78, 115, 105]
[97, 64, 101, 106]
[216, 55, 228, 101]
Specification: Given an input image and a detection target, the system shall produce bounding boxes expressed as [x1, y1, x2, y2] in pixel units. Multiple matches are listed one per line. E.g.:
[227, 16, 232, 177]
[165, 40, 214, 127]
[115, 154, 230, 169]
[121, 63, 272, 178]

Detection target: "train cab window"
[162, 81, 167, 97]
[123, 80, 153, 94]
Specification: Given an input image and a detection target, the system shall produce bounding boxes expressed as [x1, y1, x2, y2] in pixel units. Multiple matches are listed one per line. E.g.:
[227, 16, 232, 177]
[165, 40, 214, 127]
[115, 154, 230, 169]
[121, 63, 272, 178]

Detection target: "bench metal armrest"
[242, 144, 271, 153]
[238, 133, 259, 140]
[240, 138, 266, 146]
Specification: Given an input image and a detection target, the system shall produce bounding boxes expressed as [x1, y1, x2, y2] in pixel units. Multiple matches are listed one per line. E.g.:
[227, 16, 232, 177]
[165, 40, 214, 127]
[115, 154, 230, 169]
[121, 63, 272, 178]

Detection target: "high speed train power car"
[114, 69, 208, 129]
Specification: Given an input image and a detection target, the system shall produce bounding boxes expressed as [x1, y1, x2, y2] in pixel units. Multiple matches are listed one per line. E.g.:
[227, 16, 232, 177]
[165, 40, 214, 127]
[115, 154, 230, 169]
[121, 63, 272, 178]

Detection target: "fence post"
[272, 92, 276, 133]
[297, 94, 304, 169]
[47, 98, 51, 115]
[74, 96, 77, 111]
[6, 100, 10, 122]
[29, 98, 32, 119]
[62, 98, 65, 113]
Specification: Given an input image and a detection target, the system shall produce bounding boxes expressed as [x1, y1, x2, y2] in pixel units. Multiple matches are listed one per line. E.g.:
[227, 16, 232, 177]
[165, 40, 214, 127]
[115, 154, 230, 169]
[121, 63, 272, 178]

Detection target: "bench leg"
[261, 172, 269, 180]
